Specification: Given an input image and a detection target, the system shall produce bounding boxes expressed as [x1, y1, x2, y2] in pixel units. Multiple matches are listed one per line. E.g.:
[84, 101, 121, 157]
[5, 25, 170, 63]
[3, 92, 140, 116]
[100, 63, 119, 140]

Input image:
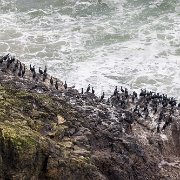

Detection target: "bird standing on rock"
[50, 76, 53, 85]
[81, 88, 83, 94]
[2, 54, 9, 61]
[33, 71, 36, 79]
[18, 69, 22, 77]
[55, 81, 58, 90]
[92, 87, 95, 94]
[43, 72, 47, 82]
[100, 92, 105, 101]
[44, 66, 47, 74]
[86, 84, 90, 92]
[22, 66, 25, 77]
[30, 64, 35, 72]
[0, 57, 3, 64]
[6, 60, 10, 68]
[39, 67, 43, 75]
[114, 86, 118, 96]
[64, 81, 67, 89]
[121, 86, 124, 93]
[19, 62, 22, 70]
[15, 60, 18, 69]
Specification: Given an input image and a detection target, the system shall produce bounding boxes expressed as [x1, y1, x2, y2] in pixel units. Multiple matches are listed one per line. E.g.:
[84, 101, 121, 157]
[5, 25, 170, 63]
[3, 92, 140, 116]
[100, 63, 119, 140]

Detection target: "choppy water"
[0, 0, 180, 99]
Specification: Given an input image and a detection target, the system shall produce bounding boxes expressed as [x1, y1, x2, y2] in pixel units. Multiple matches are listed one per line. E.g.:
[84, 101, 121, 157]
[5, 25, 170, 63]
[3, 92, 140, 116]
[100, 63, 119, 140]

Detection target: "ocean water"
[0, 0, 180, 99]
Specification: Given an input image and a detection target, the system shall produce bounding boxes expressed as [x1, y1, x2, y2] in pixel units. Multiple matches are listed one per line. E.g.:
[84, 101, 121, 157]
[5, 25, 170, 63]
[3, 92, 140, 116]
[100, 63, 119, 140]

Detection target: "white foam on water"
[0, 0, 180, 98]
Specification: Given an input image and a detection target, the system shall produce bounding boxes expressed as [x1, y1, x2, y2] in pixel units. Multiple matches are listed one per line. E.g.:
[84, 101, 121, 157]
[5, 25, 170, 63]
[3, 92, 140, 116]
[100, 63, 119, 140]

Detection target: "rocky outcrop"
[0, 56, 180, 179]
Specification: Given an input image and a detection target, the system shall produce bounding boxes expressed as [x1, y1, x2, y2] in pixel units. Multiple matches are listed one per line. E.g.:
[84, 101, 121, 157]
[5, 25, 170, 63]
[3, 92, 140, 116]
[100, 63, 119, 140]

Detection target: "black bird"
[30, 64, 35, 72]
[178, 103, 180, 107]
[6, 60, 10, 68]
[159, 111, 164, 121]
[64, 81, 67, 89]
[86, 84, 90, 92]
[55, 81, 58, 90]
[15, 60, 18, 69]
[121, 86, 124, 93]
[18, 69, 22, 77]
[11, 56, 15, 63]
[114, 86, 118, 96]
[44, 66, 47, 74]
[19, 62, 23, 70]
[106, 98, 110, 105]
[39, 67, 43, 75]
[100, 92, 105, 101]
[3, 53, 9, 61]
[81, 88, 83, 94]
[162, 116, 172, 131]
[22, 66, 25, 77]
[30, 64, 33, 71]
[33, 71, 36, 79]
[125, 88, 128, 99]
[50, 76, 53, 85]
[92, 87, 95, 94]
[132, 95, 135, 102]
[133, 91, 137, 98]
[0, 57, 3, 64]
[157, 123, 160, 133]
[43, 72, 47, 82]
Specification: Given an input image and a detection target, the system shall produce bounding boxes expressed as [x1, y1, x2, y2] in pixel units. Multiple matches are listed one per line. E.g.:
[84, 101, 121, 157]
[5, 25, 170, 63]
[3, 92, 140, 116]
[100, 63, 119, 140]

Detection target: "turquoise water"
[0, 0, 180, 98]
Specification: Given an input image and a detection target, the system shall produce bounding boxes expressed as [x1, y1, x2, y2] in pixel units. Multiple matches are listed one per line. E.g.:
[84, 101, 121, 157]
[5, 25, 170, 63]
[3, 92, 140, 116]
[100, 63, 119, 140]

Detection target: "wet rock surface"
[0, 55, 180, 179]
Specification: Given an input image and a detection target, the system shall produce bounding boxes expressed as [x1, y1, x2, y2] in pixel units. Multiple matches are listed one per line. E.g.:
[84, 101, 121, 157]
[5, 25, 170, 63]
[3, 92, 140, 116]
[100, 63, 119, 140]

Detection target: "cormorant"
[18, 69, 21, 77]
[39, 67, 43, 75]
[0, 57, 3, 64]
[15, 60, 18, 69]
[44, 66, 47, 74]
[100, 92, 105, 101]
[133, 91, 137, 98]
[6, 60, 10, 68]
[92, 87, 95, 94]
[121, 86, 124, 93]
[30, 64, 35, 72]
[2, 53, 9, 61]
[125, 88, 128, 99]
[22, 66, 25, 77]
[33, 71, 36, 79]
[86, 84, 90, 92]
[50, 76, 53, 85]
[11, 56, 15, 63]
[55, 81, 58, 90]
[19, 62, 22, 70]
[81, 88, 83, 94]
[114, 86, 118, 96]
[64, 81, 67, 89]
[157, 123, 160, 133]
[43, 72, 47, 82]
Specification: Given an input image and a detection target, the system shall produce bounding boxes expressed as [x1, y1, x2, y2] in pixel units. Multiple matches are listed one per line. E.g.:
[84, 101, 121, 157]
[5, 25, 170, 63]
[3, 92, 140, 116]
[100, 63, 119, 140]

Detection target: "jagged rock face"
[0, 84, 161, 180]
[0, 57, 179, 179]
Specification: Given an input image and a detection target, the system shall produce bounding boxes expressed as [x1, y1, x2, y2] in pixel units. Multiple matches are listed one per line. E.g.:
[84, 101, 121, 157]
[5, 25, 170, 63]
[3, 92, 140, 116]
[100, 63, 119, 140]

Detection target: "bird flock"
[0, 53, 179, 133]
